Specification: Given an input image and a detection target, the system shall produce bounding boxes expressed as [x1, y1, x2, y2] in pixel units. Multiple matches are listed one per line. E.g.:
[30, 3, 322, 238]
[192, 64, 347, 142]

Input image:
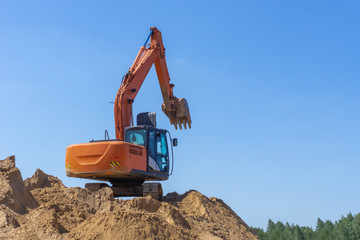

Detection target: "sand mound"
[0, 156, 38, 214]
[0, 156, 257, 240]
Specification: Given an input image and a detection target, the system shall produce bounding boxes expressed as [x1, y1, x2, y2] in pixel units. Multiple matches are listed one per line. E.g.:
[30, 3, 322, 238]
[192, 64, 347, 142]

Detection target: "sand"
[0, 156, 257, 240]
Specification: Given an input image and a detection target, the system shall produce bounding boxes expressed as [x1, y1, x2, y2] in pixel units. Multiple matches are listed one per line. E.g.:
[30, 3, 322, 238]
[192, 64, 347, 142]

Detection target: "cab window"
[147, 130, 169, 173]
[156, 133, 169, 172]
[157, 133, 168, 156]
[125, 129, 146, 146]
[148, 130, 156, 158]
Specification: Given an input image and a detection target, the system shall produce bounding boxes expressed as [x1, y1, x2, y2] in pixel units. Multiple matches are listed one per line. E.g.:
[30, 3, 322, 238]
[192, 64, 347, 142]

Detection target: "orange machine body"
[66, 141, 145, 181]
[66, 140, 169, 182]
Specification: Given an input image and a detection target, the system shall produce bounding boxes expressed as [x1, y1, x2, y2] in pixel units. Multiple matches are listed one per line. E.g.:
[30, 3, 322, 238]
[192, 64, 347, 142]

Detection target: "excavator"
[65, 27, 191, 200]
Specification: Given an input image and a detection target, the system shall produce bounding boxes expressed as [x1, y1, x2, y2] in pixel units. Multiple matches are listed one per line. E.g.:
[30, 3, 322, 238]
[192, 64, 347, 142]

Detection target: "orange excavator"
[65, 27, 191, 199]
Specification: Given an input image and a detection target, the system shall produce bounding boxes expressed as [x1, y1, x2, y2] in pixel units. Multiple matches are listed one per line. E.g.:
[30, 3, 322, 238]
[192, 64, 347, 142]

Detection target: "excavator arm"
[114, 27, 191, 140]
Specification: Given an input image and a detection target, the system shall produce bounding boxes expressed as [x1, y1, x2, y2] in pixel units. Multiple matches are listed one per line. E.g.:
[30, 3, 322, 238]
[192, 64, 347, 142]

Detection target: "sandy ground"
[0, 156, 257, 240]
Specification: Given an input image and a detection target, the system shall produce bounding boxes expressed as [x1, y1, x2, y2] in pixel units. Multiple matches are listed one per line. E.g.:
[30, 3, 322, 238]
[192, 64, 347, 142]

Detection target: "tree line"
[252, 213, 360, 240]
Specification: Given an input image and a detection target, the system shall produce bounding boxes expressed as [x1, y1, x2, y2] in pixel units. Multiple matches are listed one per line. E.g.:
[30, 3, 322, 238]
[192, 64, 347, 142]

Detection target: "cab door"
[147, 130, 169, 173]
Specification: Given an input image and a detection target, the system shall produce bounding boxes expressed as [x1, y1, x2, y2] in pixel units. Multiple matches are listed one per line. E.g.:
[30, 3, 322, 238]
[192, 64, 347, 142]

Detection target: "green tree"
[253, 228, 267, 240]
[253, 213, 360, 240]
[352, 213, 360, 240]
[267, 221, 285, 240]
[294, 225, 306, 240]
[267, 219, 276, 232]
[315, 219, 335, 240]
[284, 222, 294, 240]
[301, 226, 315, 240]
[335, 213, 360, 240]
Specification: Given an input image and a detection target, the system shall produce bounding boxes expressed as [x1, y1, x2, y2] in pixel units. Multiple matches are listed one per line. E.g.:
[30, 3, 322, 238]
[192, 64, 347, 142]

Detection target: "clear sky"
[1, 1, 359, 229]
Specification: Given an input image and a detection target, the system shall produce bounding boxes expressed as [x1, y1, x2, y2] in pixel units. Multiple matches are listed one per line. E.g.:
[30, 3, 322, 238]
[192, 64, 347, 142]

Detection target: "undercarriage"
[85, 182, 163, 200]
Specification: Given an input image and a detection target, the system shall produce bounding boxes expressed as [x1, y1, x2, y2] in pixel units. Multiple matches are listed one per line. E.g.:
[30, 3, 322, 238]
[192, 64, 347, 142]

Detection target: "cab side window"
[148, 130, 156, 159]
[157, 133, 168, 156]
[156, 133, 169, 172]
[147, 130, 169, 173]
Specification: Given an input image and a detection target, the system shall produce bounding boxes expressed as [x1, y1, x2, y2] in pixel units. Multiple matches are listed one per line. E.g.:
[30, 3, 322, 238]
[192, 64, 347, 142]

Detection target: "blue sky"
[1, 1, 359, 229]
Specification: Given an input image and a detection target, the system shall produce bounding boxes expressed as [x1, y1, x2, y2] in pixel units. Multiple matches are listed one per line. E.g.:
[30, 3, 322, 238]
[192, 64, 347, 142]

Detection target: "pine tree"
[294, 225, 306, 240]
[253, 212, 360, 240]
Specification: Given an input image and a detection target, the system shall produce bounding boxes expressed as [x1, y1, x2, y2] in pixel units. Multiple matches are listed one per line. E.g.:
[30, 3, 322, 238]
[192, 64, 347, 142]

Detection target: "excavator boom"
[114, 27, 191, 140]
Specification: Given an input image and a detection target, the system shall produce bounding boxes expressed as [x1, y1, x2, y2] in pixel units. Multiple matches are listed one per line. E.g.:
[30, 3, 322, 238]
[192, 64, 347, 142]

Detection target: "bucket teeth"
[162, 97, 191, 131]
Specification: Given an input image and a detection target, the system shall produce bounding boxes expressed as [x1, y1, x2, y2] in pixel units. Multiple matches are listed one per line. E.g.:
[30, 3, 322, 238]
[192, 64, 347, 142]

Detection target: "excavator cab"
[125, 126, 170, 174]
[124, 112, 171, 174]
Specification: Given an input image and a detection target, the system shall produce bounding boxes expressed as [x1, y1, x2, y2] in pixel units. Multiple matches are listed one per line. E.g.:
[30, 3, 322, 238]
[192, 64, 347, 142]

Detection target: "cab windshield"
[125, 129, 146, 146]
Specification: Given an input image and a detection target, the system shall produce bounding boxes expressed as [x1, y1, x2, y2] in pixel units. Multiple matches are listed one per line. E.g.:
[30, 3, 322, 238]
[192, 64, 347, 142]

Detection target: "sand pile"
[0, 156, 257, 240]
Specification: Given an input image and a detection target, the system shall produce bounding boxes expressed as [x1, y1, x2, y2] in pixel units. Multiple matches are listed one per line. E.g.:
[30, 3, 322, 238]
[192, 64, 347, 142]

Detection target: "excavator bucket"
[162, 98, 192, 130]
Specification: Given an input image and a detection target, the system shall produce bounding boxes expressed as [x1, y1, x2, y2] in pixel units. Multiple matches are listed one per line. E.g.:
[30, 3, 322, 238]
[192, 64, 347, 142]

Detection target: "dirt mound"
[0, 156, 38, 214]
[0, 156, 257, 240]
